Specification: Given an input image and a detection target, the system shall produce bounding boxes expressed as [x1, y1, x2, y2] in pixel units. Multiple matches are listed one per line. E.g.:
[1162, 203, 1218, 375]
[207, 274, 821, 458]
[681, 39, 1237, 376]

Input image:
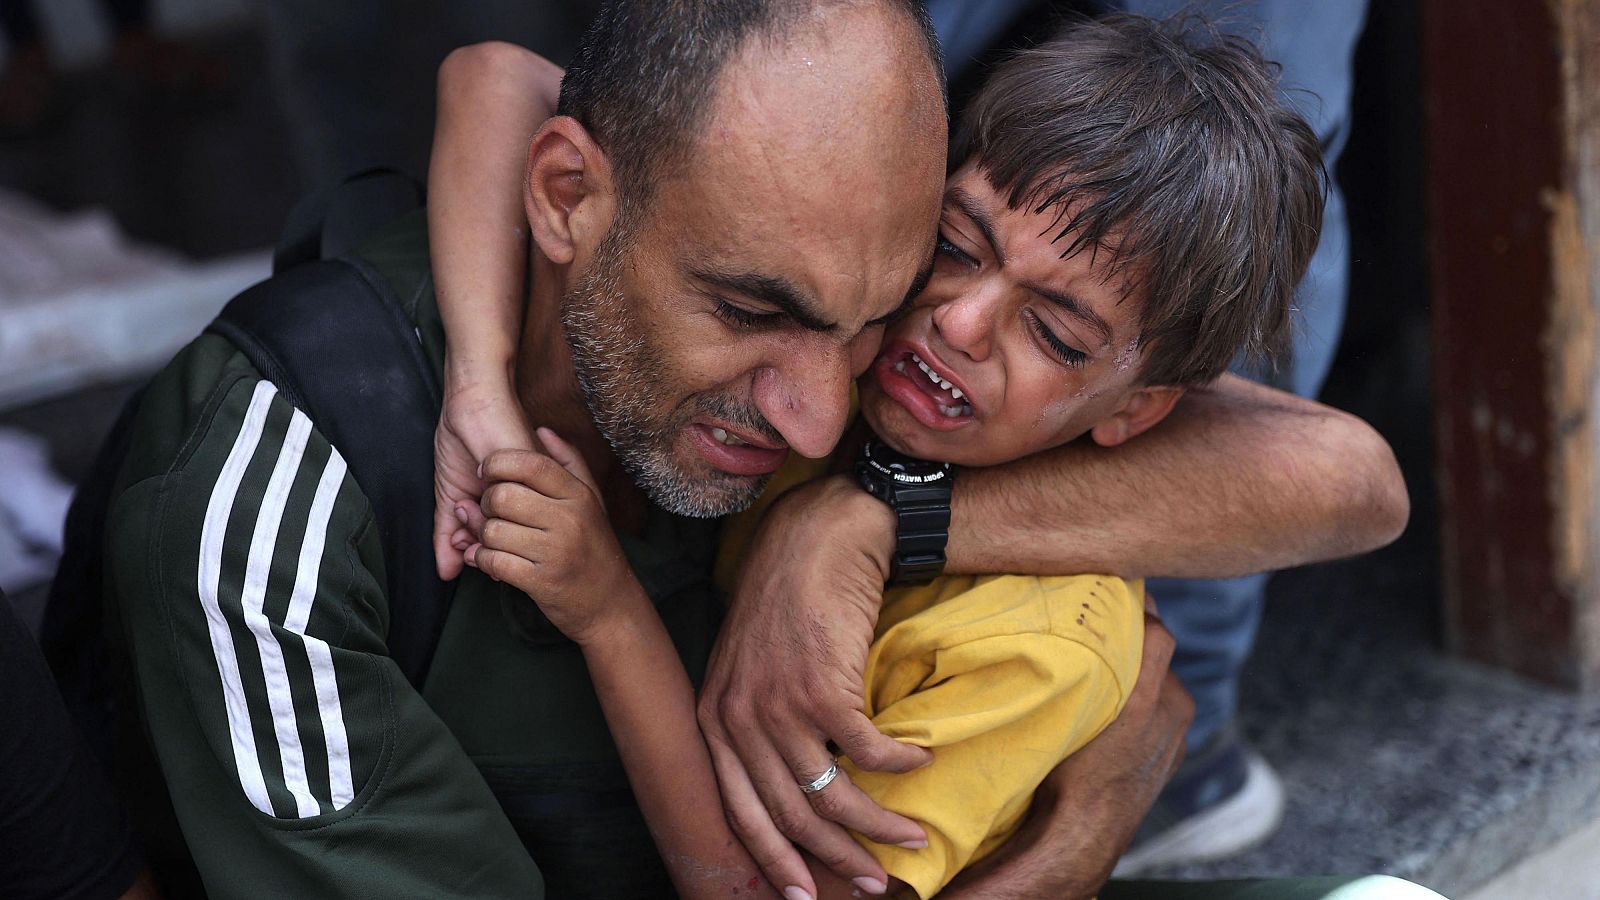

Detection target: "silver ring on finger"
[797, 759, 839, 794]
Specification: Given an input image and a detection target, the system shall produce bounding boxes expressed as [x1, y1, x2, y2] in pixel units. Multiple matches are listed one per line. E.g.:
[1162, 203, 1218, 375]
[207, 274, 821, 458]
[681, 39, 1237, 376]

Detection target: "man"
[103, 1, 1403, 897]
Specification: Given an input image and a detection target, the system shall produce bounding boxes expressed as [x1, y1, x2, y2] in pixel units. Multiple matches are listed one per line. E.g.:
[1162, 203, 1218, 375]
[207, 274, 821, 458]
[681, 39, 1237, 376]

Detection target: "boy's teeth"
[710, 426, 749, 447]
[910, 352, 957, 395]
[951, 387, 964, 400]
[938, 402, 974, 418]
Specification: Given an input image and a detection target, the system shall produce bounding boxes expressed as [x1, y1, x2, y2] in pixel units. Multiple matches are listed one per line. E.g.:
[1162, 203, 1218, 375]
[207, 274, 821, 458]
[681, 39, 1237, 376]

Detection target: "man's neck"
[515, 258, 651, 531]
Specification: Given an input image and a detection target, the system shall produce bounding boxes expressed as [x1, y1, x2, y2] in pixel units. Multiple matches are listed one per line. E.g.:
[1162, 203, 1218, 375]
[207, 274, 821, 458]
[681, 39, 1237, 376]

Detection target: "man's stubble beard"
[561, 226, 775, 518]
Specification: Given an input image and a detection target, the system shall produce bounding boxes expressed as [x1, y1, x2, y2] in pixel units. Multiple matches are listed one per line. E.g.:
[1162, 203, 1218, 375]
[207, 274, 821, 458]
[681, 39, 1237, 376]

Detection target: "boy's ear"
[1090, 385, 1186, 448]
[523, 116, 617, 267]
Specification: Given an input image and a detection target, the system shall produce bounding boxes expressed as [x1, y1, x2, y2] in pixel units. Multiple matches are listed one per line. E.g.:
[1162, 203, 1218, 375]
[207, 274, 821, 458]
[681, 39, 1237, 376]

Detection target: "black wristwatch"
[855, 438, 957, 585]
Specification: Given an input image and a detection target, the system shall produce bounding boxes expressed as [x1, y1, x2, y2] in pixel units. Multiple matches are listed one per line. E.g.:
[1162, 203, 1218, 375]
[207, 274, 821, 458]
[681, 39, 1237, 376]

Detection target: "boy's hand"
[434, 371, 536, 580]
[469, 429, 638, 646]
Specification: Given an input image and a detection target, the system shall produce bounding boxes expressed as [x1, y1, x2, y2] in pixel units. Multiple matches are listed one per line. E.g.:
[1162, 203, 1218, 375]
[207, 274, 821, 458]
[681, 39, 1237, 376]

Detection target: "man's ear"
[523, 116, 617, 267]
[1089, 385, 1186, 448]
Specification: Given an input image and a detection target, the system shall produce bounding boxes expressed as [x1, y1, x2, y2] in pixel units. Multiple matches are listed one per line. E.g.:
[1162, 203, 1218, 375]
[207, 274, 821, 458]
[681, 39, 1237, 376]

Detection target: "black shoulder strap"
[206, 254, 452, 689]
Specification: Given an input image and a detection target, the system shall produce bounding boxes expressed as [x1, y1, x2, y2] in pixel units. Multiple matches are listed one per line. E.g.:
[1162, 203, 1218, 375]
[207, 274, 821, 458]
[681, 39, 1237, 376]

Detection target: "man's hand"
[940, 599, 1192, 900]
[697, 475, 932, 897]
[433, 370, 536, 580]
[471, 430, 640, 646]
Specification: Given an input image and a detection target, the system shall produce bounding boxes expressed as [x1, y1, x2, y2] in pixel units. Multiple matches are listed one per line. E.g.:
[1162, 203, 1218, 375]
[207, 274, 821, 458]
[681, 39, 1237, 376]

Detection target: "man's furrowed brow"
[692, 268, 834, 332]
[1030, 283, 1113, 345]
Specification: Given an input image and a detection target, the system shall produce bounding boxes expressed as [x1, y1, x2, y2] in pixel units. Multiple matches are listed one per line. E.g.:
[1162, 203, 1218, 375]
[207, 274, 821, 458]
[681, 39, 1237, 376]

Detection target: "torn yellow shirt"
[716, 455, 1144, 899]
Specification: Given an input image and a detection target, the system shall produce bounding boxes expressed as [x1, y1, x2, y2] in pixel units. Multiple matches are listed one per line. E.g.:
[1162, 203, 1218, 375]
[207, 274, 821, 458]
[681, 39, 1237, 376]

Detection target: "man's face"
[860, 162, 1152, 467]
[562, 8, 945, 517]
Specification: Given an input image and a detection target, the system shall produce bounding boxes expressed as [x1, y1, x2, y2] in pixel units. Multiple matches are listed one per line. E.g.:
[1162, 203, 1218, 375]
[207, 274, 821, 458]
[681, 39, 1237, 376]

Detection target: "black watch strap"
[855, 440, 955, 586]
[888, 489, 951, 585]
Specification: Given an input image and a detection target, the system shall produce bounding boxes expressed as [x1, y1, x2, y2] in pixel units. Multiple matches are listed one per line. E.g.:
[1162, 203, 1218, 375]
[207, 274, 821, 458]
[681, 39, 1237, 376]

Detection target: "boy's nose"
[931, 291, 994, 362]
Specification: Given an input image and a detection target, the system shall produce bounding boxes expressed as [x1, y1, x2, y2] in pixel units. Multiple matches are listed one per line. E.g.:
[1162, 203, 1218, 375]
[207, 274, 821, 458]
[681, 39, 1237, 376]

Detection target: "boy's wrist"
[572, 576, 655, 651]
[443, 352, 517, 394]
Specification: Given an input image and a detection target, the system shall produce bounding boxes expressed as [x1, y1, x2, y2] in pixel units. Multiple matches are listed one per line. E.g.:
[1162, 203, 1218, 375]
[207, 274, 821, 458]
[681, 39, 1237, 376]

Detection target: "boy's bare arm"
[428, 42, 563, 579]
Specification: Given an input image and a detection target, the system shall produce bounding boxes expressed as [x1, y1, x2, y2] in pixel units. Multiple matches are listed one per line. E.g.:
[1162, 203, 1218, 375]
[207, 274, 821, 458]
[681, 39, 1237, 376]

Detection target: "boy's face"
[860, 163, 1179, 467]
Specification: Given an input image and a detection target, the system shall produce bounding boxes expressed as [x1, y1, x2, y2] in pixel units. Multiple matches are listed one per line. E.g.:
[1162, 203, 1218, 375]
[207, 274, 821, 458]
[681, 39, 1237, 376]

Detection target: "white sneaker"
[1114, 738, 1286, 876]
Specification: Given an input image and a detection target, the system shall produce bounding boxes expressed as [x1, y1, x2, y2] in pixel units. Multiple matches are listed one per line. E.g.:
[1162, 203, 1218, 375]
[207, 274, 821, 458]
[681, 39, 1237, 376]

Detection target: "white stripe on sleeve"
[239, 407, 322, 818]
[197, 380, 278, 816]
[283, 448, 355, 810]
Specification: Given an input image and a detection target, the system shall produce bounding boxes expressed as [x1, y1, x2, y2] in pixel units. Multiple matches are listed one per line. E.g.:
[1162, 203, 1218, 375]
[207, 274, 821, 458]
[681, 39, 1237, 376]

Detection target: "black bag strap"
[206, 254, 452, 688]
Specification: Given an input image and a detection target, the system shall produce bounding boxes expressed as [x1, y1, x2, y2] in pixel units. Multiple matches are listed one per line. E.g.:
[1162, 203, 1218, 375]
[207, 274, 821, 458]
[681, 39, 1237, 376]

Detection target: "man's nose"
[752, 345, 855, 459]
[931, 290, 994, 362]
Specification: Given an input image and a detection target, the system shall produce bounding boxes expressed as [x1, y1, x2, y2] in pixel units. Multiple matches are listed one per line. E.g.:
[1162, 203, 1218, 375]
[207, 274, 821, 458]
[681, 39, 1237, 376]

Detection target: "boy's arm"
[470, 438, 918, 899]
[699, 377, 1406, 885]
[580, 592, 908, 900]
[428, 41, 563, 580]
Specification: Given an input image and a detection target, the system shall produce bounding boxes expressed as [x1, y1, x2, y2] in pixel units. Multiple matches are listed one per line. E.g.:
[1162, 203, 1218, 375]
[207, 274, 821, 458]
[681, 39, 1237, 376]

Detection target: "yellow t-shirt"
[717, 456, 1144, 899]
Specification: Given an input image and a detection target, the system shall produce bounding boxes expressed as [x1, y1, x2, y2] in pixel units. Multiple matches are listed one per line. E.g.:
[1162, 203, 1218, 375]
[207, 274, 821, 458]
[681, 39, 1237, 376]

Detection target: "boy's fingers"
[704, 730, 819, 900]
[453, 499, 489, 538]
[482, 448, 585, 500]
[434, 503, 466, 581]
[535, 427, 602, 497]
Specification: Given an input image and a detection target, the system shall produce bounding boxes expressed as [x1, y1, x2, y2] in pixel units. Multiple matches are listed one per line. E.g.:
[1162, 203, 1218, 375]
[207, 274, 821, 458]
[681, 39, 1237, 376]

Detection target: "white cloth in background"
[0, 428, 73, 593]
[0, 188, 268, 410]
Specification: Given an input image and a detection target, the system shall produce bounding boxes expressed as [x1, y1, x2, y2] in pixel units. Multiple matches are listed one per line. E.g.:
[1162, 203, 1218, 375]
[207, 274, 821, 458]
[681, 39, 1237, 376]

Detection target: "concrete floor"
[1464, 817, 1600, 900]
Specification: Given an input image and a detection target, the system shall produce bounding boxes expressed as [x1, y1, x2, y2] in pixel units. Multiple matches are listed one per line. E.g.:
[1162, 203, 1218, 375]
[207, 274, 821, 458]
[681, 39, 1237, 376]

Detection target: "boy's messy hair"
[950, 13, 1326, 386]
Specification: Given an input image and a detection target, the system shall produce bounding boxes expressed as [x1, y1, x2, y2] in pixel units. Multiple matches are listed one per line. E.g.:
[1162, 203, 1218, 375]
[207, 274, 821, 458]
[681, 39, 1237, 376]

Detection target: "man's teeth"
[938, 402, 974, 418]
[910, 352, 966, 404]
[710, 426, 750, 447]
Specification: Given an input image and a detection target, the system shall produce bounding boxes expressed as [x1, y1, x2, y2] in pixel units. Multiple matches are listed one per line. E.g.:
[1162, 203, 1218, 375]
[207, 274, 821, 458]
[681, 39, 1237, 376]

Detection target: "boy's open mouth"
[873, 341, 976, 432]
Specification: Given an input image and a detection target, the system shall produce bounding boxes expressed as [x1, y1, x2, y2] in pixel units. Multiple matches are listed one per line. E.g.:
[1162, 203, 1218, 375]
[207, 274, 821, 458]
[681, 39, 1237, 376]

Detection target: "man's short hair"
[558, 0, 943, 218]
[950, 14, 1327, 387]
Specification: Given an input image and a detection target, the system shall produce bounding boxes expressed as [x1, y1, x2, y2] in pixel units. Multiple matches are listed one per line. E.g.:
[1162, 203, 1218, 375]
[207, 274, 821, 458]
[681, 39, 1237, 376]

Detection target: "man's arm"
[699, 380, 1405, 884]
[944, 375, 1409, 578]
[111, 355, 541, 897]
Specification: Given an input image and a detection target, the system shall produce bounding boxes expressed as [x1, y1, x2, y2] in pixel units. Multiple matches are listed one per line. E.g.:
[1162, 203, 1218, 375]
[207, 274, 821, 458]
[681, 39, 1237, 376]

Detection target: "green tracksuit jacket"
[103, 213, 724, 898]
